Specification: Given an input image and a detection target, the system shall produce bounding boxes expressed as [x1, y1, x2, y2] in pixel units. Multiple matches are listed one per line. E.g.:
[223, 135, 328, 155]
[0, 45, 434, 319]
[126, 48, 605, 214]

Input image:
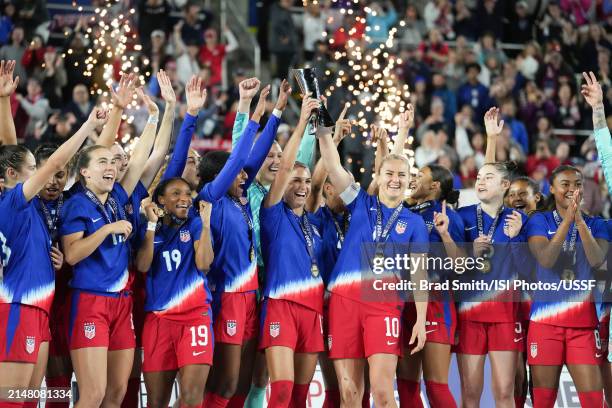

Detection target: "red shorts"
[403, 301, 456, 346]
[68, 290, 135, 351]
[327, 294, 402, 359]
[212, 292, 258, 345]
[131, 272, 146, 348]
[527, 322, 602, 366]
[455, 320, 524, 355]
[49, 300, 70, 357]
[142, 312, 213, 372]
[0, 304, 50, 363]
[259, 298, 324, 353]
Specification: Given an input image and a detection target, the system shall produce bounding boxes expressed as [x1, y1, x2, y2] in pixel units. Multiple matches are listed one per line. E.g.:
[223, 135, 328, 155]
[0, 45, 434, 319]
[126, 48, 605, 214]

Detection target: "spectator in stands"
[526, 139, 561, 178]
[416, 97, 447, 141]
[180, 1, 213, 46]
[398, 4, 426, 50]
[0, 1, 15, 46]
[138, 0, 169, 50]
[580, 23, 612, 73]
[501, 99, 530, 154]
[534, 116, 554, 142]
[63, 83, 93, 128]
[560, 0, 593, 27]
[536, 49, 573, 98]
[62, 23, 91, 94]
[476, 0, 504, 39]
[537, 2, 569, 43]
[423, 0, 454, 39]
[199, 27, 238, 86]
[417, 28, 449, 70]
[146, 30, 171, 78]
[0, 25, 26, 86]
[517, 42, 541, 81]
[475, 32, 507, 67]
[40, 112, 77, 146]
[505, 0, 543, 46]
[415, 129, 443, 168]
[173, 21, 201, 87]
[21, 34, 44, 78]
[331, 12, 365, 51]
[268, 0, 298, 79]
[303, 2, 326, 61]
[453, 0, 477, 41]
[456, 62, 490, 121]
[40, 47, 67, 109]
[366, 1, 397, 46]
[15, 77, 50, 141]
[15, 0, 48, 38]
[554, 83, 581, 131]
[431, 72, 456, 125]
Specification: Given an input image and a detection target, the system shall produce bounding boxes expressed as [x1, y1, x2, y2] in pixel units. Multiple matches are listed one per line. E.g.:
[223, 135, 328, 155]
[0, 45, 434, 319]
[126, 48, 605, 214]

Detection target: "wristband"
[272, 108, 283, 118]
[147, 115, 159, 125]
[147, 221, 157, 231]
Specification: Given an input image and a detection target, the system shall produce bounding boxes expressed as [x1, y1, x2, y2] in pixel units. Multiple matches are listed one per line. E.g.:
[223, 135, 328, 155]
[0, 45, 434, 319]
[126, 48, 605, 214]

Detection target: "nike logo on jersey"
[465, 226, 476, 231]
[91, 217, 102, 223]
[192, 350, 206, 356]
[386, 341, 397, 345]
[514, 338, 523, 343]
[370, 207, 377, 211]
[425, 329, 437, 334]
[596, 353, 603, 358]
[547, 230, 557, 235]
[153, 241, 164, 245]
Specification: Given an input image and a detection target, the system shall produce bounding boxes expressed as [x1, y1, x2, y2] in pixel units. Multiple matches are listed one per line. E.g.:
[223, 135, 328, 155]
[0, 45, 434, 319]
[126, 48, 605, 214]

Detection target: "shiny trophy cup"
[291, 68, 334, 135]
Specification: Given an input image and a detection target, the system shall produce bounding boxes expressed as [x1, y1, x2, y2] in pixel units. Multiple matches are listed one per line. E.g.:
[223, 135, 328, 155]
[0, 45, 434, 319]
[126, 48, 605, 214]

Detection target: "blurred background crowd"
[1, 0, 612, 215]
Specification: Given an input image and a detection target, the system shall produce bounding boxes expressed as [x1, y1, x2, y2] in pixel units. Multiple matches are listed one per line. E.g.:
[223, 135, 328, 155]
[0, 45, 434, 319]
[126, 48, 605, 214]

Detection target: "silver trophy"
[291, 68, 334, 135]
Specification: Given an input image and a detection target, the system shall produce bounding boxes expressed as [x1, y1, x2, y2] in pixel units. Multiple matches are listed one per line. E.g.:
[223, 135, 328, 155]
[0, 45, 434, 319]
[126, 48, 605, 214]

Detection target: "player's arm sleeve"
[161, 113, 198, 181]
[594, 127, 612, 193]
[244, 113, 281, 188]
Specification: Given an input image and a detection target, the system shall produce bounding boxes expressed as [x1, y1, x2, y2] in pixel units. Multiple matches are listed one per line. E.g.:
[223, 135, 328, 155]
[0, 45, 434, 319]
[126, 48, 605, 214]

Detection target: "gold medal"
[249, 247, 255, 262]
[561, 269, 575, 281]
[311, 264, 319, 278]
[480, 259, 491, 274]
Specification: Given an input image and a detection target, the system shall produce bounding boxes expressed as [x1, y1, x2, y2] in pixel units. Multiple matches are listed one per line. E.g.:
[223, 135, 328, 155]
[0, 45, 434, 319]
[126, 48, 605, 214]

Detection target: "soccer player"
[526, 165, 608, 408]
[319, 110, 429, 407]
[136, 182, 214, 408]
[397, 163, 463, 408]
[0, 107, 108, 405]
[258, 96, 324, 408]
[59, 91, 160, 407]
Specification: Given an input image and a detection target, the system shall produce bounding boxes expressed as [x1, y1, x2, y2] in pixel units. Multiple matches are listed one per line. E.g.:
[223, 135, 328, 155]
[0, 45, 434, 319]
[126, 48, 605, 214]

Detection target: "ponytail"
[427, 164, 460, 205]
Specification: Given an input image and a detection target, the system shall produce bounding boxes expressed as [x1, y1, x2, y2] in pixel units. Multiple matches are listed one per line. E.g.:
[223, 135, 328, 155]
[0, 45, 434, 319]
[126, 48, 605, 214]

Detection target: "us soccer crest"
[25, 336, 35, 354]
[84, 322, 96, 339]
[270, 322, 280, 338]
[530, 342, 537, 358]
[226, 320, 237, 337]
[395, 220, 407, 234]
[180, 230, 191, 242]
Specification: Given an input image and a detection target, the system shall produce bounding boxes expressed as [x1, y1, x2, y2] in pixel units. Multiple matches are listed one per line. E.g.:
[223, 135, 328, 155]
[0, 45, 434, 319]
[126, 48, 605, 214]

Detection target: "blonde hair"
[378, 154, 410, 174]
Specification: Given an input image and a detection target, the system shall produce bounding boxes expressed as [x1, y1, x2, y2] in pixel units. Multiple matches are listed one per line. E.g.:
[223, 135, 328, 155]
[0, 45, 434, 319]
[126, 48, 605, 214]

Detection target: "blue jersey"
[60, 183, 130, 293]
[326, 185, 429, 309]
[0, 184, 54, 313]
[125, 181, 149, 249]
[526, 211, 608, 328]
[456, 204, 527, 323]
[260, 202, 325, 313]
[311, 207, 349, 287]
[139, 216, 211, 322]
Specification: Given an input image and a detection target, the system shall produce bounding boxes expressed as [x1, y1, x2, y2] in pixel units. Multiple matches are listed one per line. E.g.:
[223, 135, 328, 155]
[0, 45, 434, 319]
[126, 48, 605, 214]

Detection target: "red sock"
[514, 394, 526, 408]
[424, 381, 456, 408]
[578, 390, 603, 407]
[226, 394, 247, 408]
[532, 387, 557, 408]
[121, 378, 140, 408]
[45, 376, 71, 408]
[269, 381, 293, 408]
[362, 388, 370, 408]
[323, 389, 340, 408]
[291, 383, 310, 408]
[202, 392, 230, 408]
[397, 379, 423, 408]
[22, 402, 37, 408]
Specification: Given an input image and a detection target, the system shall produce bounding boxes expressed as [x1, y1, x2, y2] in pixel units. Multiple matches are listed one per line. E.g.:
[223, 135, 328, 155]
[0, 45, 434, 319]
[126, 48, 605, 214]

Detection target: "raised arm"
[23, 108, 108, 201]
[98, 73, 137, 147]
[141, 70, 177, 187]
[0, 60, 19, 145]
[264, 97, 319, 208]
[120, 88, 159, 196]
[319, 105, 353, 194]
[391, 104, 414, 156]
[195, 200, 214, 271]
[483, 107, 503, 163]
[136, 201, 160, 272]
[368, 124, 389, 195]
[244, 80, 290, 187]
[581, 71, 612, 193]
[161, 76, 207, 181]
[232, 77, 261, 148]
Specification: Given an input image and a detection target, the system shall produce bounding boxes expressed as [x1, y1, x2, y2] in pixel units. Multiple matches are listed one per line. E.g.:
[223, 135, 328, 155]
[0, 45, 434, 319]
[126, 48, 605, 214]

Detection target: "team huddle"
[0, 57, 611, 408]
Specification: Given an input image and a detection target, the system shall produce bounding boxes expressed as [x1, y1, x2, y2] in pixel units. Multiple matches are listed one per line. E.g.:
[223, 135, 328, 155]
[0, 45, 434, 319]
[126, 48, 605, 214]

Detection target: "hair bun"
[504, 161, 519, 174]
[445, 189, 460, 205]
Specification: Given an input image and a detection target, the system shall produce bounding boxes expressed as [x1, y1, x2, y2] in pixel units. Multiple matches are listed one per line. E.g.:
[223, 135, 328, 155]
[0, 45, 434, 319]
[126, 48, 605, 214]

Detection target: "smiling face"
[475, 164, 509, 203]
[259, 143, 282, 185]
[283, 165, 311, 210]
[550, 169, 582, 211]
[182, 150, 201, 190]
[38, 158, 68, 201]
[159, 179, 193, 220]
[80, 148, 117, 194]
[110, 144, 128, 180]
[378, 157, 409, 204]
[411, 167, 436, 201]
[229, 169, 248, 198]
[506, 179, 539, 213]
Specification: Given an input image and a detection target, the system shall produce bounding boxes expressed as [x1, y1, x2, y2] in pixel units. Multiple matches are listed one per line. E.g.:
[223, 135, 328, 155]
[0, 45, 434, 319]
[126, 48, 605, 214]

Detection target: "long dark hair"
[152, 177, 192, 205]
[0, 145, 31, 179]
[542, 164, 582, 211]
[427, 164, 460, 205]
[34, 143, 59, 166]
[75, 145, 108, 184]
[197, 150, 230, 191]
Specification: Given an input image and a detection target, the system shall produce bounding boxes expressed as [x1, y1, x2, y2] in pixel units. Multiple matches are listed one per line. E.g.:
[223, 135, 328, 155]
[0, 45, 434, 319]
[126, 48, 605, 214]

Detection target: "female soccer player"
[0, 107, 108, 404]
[452, 161, 527, 408]
[201, 81, 288, 408]
[258, 96, 323, 408]
[136, 182, 214, 408]
[59, 92, 161, 407]
[526, 165, 608, 408]
[319, 112, 429, 407]
[396, 163, 464, 408]
[505, 175, 542, 408]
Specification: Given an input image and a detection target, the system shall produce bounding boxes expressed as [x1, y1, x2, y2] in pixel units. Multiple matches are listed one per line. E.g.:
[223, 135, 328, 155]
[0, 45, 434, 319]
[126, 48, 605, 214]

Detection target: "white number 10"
[384, 317, 400, 338]
[162, 249, 181, 271]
